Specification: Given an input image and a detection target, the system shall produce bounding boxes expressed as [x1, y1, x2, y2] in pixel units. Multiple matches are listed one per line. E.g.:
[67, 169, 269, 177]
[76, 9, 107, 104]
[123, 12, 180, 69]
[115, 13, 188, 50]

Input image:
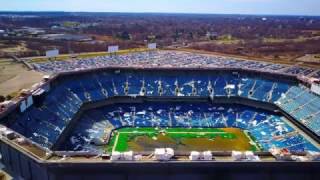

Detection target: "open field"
[186, 33, 320, 68]
[0, 59, 44, 97]
[295, 54, 320, 64]
[0, 41, 30, 54]
[262, 35, 320, 43]
[107, 127, 259, 153]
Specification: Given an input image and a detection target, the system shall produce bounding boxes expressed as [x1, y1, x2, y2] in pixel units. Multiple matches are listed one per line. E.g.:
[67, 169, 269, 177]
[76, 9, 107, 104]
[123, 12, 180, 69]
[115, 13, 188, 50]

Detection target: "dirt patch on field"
[120, 128, 256, 152]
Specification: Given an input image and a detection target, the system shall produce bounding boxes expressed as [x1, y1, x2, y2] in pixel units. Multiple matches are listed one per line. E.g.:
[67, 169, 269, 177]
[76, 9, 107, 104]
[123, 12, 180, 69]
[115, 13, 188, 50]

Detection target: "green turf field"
[106, 127, 260, 153]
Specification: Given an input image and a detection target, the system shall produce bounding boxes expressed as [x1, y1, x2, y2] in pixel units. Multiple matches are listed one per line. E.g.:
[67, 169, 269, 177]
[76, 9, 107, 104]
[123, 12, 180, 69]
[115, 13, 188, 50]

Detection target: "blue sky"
[1, 0, 320, 16]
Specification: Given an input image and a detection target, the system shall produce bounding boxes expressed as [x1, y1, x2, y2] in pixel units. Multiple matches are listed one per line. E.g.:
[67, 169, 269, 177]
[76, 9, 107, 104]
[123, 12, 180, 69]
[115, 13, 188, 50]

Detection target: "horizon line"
[0, 10, 320, 17]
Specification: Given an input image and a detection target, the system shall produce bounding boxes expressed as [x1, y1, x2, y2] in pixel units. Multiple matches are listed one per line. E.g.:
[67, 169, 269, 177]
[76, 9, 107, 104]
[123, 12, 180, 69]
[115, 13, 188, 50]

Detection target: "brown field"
[114, 128, 258, 153]
[295, 54, 320, 64]
[0, 59, 44, 97]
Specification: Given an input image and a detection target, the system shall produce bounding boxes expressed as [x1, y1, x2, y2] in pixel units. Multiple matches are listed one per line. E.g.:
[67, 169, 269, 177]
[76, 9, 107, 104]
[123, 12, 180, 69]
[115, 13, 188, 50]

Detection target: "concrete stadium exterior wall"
[0, 140, 48, 180]
[1, 141, 320, 180]
[45, 161, 320, 180]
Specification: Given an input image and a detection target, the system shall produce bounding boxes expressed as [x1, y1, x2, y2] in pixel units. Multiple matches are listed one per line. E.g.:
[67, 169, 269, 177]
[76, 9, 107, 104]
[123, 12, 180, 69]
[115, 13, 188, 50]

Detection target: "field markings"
[112, 132, 121, 152]
[112, 130, 229, 152]
[244, 130, 261, 151]
[118, 131, 228, 134]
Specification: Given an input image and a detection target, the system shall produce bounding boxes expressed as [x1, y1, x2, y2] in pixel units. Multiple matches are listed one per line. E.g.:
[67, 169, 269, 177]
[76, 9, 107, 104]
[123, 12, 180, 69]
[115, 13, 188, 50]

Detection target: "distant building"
[11, 27, 46, 37]
[7, 31, 17, 37]
[20, 27, 45, 34]
[40, 34, 92, 42]
[0, 30, 5, 37]
[206, 32, 218, 40]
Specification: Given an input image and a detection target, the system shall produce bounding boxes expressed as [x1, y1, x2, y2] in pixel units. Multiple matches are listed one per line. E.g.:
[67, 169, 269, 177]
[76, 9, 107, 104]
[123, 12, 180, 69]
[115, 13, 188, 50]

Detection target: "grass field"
[106, 127, 259, 153]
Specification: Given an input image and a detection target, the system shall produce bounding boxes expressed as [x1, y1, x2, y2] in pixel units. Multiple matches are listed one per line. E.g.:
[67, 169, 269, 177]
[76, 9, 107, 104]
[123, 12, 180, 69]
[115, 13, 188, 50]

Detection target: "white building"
[189, 151, 201, 161]
[111, 151, 134, 161]
[155, 148, 174, 161]
[189, 151, 213, 161]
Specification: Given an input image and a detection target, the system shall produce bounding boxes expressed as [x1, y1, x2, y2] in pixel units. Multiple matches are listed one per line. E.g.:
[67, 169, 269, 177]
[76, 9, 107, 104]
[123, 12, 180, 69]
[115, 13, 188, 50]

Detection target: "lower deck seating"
[62, 102, 319, 153]
[277, 86, 320, 136]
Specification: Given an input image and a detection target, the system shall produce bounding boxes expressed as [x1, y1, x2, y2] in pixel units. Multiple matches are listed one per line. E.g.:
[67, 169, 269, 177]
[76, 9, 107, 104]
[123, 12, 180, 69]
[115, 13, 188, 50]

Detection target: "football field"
[106, 127, 260, 153]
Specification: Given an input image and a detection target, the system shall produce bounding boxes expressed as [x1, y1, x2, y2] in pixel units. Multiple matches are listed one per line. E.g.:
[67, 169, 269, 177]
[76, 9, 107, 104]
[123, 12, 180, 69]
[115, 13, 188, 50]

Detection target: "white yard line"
[112, 133, 120, 152]
[244, 130, 261, 151]
[118, 131, 228, 134]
